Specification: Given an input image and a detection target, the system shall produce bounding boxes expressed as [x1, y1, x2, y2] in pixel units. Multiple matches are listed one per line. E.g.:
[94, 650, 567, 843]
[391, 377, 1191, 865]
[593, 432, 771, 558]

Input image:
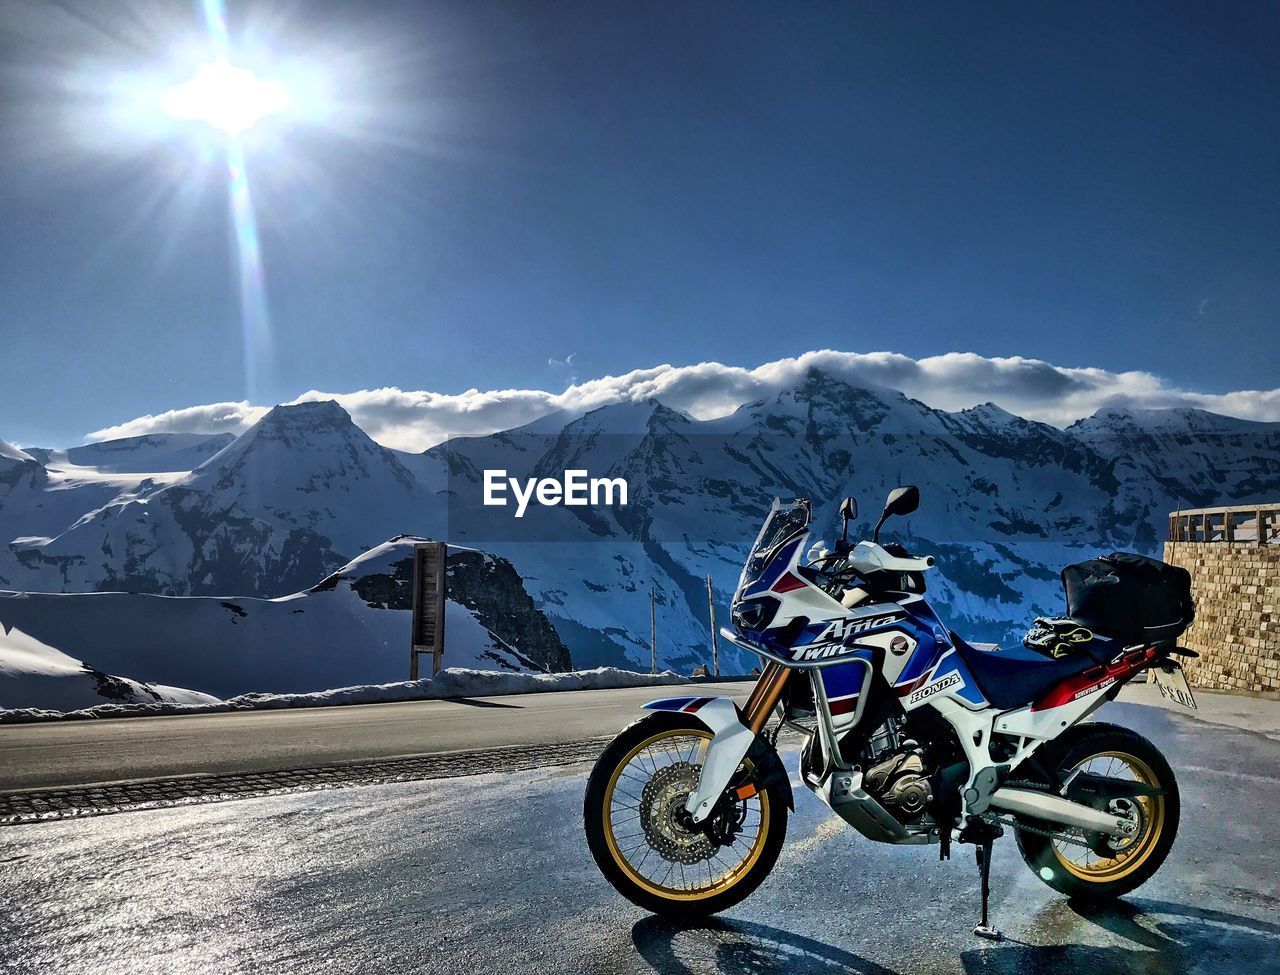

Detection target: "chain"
[980, 811, 1090, 847]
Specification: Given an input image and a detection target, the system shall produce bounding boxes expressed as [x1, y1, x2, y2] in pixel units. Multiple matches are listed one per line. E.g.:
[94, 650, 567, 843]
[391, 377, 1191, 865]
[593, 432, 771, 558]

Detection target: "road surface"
[0, 694, 1277, 974]
[0, 681, 753, 792]
[0, 680, 1268, 794]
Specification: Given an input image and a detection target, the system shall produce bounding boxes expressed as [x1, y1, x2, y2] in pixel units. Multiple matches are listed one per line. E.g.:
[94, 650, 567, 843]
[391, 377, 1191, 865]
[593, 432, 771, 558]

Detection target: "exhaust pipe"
[989, 787, 1137, 838]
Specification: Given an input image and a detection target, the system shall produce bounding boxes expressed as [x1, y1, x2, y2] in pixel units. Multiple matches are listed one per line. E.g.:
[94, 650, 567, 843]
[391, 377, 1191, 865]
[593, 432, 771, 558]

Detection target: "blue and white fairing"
[729, 500, 986, 730]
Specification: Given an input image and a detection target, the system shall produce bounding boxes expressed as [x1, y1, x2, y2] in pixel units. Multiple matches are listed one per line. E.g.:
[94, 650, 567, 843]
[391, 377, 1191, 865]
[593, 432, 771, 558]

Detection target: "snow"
[44, 432, 235, 474]
[1069, 407, 1280, 437]
[0, 625, 218, 713]
[0, 439, 37, 465]
[0, 585, 539, 701]
[0, 666, 691, 723]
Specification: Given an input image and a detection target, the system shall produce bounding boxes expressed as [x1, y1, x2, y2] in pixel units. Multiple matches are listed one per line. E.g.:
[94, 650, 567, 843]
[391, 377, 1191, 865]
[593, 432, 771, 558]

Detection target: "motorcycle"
[583, 487, 1197, 939]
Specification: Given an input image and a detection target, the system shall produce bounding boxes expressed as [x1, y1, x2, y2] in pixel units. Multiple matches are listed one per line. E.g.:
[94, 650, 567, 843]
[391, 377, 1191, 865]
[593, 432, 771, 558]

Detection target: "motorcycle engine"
[863, 751, 932, 822]
[858, 716, 934, 824]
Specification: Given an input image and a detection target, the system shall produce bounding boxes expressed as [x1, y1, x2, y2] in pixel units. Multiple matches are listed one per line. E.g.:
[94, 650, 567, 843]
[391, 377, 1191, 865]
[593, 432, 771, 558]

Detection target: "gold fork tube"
[741, 661, 791, 732]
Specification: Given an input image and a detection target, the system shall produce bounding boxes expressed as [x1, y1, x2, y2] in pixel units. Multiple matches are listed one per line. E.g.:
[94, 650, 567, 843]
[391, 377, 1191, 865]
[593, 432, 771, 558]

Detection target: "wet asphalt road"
[1, 698, 1277, 975]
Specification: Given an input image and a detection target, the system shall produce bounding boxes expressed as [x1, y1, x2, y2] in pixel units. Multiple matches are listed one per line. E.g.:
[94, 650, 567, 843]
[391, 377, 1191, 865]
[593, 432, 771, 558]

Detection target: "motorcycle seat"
[950, 633, 1106, 711]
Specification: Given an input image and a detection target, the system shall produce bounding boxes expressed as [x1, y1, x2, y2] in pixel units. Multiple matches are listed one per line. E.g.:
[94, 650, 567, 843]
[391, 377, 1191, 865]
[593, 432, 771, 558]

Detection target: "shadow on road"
[960, 897, 1280, 974]
[631, 916, 902, 975]
[445, 697, 523, 709]
[630, 897, 1280, 975]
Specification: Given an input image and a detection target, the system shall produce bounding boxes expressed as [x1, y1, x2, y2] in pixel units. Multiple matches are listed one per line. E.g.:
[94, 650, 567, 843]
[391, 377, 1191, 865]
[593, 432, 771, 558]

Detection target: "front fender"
[642, 696, 793, 821]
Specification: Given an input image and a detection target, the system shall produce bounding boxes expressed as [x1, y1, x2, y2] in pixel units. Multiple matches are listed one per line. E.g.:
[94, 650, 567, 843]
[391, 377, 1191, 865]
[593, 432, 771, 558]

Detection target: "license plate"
[1152, 662, 1197, 709]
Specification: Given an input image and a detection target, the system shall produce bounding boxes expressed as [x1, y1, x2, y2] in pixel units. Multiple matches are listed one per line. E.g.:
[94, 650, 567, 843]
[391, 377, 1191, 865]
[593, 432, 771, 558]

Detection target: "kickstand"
[973, 837, 1003, 941]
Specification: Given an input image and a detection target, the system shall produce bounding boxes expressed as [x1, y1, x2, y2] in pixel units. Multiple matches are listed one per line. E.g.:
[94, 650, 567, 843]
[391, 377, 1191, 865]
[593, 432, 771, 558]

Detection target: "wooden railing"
[1168, 504, 1280, 543]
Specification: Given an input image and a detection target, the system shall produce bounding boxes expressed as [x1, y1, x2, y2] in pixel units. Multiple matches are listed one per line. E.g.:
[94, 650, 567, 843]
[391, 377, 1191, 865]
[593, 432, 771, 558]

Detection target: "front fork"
[683, 662, 791, 823]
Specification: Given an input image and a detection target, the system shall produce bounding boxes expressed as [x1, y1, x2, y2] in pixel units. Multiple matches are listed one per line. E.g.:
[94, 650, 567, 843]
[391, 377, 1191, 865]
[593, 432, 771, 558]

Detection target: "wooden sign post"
[707, 574, 719, 677]
[650, 587, 657, 675]
[410, 540, 448, 680]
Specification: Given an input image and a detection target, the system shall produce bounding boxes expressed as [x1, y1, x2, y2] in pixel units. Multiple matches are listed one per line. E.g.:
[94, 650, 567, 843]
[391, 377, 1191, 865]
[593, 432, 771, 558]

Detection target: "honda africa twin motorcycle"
[583, 488, 1198, 939]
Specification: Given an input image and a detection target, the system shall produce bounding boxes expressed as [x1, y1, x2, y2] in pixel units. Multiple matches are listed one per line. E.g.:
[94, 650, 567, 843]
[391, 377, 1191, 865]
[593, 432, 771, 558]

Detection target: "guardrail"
[1168, 504, 1280, 543]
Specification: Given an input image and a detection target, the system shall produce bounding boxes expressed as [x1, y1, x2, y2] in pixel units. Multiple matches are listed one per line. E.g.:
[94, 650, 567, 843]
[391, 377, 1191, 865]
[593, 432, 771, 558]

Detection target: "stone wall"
[1163, 539, 1279, 693]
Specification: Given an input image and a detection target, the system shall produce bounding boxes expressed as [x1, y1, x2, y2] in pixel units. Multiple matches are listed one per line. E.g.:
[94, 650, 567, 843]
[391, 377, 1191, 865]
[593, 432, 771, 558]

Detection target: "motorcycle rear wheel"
[583, 711, 788, 918]
[1015, 722, 1179, 900]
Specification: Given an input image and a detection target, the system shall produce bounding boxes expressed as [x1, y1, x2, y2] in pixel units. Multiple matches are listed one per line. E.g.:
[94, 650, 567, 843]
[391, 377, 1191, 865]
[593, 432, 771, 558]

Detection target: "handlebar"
[878, 553, 935, 572]
[842, 540, 935, 577]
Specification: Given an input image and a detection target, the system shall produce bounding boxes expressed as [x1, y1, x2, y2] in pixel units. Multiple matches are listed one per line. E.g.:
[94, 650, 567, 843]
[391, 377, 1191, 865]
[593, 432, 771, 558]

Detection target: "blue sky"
[1, 1, 1278, 447]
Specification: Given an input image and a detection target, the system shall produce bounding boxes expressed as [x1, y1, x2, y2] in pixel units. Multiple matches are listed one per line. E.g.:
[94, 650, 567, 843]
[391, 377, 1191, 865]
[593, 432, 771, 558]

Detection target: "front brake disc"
[639, 763, 717, 865]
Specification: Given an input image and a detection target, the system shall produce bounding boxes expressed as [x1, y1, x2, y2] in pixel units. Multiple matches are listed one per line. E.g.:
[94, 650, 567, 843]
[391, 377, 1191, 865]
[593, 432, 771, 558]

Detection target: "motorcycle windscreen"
[737, 499, 811, 594]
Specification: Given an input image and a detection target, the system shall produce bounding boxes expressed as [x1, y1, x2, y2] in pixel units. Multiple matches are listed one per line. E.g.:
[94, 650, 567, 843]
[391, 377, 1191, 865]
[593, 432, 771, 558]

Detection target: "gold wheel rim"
[1051, 750, 1165, 883]
[601, 727, 772, 902]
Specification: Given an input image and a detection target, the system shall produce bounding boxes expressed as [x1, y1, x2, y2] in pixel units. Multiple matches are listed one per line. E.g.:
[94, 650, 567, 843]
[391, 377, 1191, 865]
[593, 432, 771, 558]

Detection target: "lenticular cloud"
[86, 350, 1280, 451]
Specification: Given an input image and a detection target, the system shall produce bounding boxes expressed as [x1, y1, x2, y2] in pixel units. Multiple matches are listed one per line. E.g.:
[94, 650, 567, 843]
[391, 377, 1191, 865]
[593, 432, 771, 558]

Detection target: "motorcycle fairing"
[899, 648, 989, 711]
[642, 696, 715, 714]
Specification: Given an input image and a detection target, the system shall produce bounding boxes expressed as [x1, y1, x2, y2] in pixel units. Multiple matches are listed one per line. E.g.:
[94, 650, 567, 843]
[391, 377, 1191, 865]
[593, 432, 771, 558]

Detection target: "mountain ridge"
[2, 367, 1277, 678]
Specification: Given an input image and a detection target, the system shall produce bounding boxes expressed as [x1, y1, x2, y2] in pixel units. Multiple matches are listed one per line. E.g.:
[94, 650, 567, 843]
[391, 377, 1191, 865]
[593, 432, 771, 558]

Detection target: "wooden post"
[1224, 510, 1234, 542]
[650, 587, 657, 676]
[410, 541, 448, 680]
[707, 574, 719, 677]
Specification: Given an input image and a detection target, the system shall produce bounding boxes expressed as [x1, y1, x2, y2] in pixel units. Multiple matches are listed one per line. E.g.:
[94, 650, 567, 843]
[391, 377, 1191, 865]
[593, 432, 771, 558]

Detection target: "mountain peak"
[1069, 406, 1279, 436]
[194, 400, 362, 463]
[258, 399, 355, 429]
[185, 396, 415, 499]
[568, 399, 686, 436]
[951, 402, 1025, 430]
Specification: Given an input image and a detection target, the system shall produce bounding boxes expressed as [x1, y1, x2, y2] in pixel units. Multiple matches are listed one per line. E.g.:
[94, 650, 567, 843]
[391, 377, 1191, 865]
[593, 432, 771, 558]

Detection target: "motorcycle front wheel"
[583, 711, 788, 918]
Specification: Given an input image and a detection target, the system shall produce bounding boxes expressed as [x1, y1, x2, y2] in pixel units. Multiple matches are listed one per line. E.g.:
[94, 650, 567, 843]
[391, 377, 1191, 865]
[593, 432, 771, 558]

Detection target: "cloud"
[85, 350, 1280, 451]
[87, 401, 269, 442]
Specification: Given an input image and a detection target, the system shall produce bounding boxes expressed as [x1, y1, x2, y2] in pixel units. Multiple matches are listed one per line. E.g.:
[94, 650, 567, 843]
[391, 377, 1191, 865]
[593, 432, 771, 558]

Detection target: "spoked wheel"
[1016, 723, 1179, 900]
[583, 712, 788, 918]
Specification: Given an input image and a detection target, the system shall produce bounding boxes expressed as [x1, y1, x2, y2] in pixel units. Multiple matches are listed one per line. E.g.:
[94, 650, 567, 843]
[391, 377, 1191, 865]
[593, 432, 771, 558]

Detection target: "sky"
[1, 0, 1278, 448]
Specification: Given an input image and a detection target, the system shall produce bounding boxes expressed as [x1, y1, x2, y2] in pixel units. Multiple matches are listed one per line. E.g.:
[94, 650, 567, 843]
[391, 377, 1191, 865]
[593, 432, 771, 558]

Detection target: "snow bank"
[0, 666, 691, 723]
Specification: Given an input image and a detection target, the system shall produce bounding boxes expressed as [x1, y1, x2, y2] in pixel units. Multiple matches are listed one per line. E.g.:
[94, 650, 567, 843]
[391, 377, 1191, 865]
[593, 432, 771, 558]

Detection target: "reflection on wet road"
[0, 701, 1276, 974]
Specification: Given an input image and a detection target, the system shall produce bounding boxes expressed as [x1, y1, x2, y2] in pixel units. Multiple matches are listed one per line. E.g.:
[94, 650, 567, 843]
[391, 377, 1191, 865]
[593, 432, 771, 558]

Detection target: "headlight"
[732, 596, 780, 632]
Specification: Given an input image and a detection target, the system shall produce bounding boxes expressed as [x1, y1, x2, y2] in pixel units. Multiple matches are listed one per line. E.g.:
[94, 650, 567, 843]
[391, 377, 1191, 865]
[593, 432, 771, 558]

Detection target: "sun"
[163, 59, 292, 135]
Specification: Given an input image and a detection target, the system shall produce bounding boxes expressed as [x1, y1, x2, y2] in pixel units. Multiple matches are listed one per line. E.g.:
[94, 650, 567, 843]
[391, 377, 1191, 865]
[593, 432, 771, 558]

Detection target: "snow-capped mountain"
[1069, 407, 1280, 523]
[424, 371, 1280, 669]
[0, 537, 569, 700]
[2, 370, 1278, 677]
[5, 401, 434, 596]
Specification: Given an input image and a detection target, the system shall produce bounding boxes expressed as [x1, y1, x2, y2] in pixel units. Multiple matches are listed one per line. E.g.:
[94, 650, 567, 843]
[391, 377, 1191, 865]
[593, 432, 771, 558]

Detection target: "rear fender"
[642, 696, 792, 821]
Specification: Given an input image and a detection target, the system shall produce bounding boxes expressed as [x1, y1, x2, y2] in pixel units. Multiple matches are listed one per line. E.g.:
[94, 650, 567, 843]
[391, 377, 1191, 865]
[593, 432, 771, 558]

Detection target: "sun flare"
[163, 59, 292, 135]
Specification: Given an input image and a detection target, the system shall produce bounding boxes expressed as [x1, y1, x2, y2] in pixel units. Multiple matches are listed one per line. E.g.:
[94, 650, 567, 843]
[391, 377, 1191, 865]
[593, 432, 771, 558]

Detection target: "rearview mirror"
[836, 496, 858, 553]
[873, 485, 919, 542]
[884, 485, 919, 518]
